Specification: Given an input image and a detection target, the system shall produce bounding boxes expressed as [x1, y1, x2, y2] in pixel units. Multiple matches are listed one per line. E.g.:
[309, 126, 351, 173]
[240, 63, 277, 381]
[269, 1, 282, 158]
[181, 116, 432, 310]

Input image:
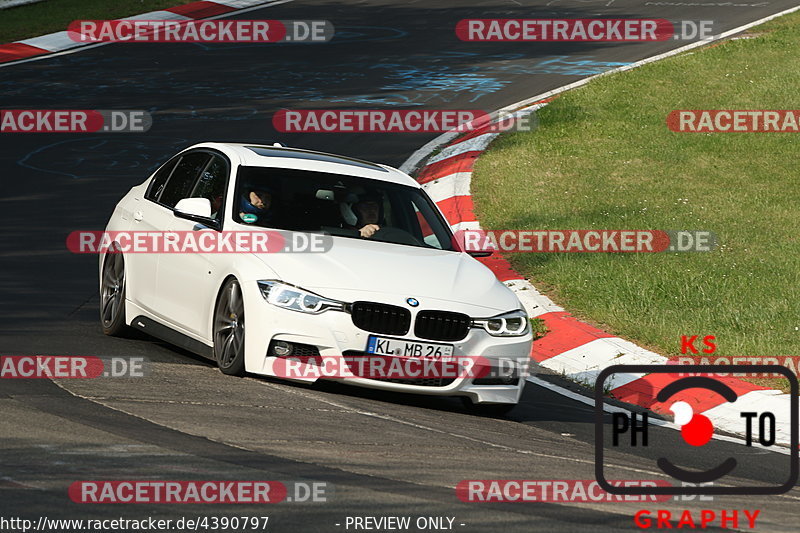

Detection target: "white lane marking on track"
[52, 372, 797, 496]
[214, 0, 281, 7]
[538, 337, 666, 390]
[426, 133, 498, 166]
[0, 0, 294, 69]
[247, 376, 675, 478]
[421, 172, 472, 202]
[19, 11, 194, 52]
[504, 278, 564, 317]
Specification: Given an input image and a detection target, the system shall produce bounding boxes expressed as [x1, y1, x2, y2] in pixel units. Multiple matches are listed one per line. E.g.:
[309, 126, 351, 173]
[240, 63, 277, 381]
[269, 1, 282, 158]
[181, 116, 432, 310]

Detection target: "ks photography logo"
[594, 365, 798, 495]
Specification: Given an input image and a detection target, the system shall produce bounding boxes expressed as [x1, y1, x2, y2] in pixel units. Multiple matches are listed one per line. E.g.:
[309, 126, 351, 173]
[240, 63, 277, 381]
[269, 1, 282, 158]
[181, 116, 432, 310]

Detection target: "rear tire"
[100, 247, 128, 336]
[213, 278, 246, 376]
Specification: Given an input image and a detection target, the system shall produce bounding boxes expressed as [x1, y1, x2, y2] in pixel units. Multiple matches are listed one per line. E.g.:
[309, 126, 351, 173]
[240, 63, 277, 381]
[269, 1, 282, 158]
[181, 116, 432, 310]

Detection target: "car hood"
[252, 236, 520, 314]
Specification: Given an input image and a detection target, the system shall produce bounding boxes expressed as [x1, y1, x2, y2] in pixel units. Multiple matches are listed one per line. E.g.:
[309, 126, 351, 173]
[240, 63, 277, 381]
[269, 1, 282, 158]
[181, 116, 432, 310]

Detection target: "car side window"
[411, 198, 446, 249]
[145, 156, 180, 202]
[158, 152, 211, 208]
[190, 154, 228, 219]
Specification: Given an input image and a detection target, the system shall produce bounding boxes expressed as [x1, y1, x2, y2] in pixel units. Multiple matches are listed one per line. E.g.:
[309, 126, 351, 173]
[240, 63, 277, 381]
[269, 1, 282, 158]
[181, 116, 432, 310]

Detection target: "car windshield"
[233, 166, 456, 251]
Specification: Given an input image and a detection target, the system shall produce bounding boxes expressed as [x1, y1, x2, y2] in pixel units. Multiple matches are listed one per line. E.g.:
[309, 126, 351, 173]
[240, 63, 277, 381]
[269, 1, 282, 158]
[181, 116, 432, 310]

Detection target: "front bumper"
[242, 281, 533, 404]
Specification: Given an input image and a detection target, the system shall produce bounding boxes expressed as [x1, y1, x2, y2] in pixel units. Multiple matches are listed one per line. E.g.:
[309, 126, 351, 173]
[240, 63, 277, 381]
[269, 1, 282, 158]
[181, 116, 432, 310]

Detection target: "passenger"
[210, 193, 224, 218]
[239, 189, 272, 224]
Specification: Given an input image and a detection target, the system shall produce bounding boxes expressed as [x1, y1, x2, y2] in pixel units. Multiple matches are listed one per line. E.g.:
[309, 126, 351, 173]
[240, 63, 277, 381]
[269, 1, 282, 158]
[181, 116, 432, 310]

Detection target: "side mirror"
[175, 198, 212, 218]
[451, 230, 494, 257]
[174, 198, 219, 229]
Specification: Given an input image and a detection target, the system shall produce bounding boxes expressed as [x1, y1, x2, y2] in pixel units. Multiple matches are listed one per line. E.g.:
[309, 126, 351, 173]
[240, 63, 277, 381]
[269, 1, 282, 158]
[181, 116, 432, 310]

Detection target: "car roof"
[186, 142, 420, 187]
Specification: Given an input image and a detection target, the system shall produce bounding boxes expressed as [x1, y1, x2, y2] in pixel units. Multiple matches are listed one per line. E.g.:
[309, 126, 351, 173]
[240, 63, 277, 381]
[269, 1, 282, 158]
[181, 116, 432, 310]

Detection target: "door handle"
[133, 210, 143, 222]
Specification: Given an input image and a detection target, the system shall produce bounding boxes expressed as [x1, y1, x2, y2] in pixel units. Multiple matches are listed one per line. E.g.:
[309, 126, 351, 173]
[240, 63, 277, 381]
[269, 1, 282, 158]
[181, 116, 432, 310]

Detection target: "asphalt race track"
[1, 1, 799, 531]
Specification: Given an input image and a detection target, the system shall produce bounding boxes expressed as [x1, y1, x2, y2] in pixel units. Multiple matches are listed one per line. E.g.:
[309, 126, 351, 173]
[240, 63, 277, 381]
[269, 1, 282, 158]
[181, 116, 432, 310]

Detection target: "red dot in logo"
[681, 414, 714, 446]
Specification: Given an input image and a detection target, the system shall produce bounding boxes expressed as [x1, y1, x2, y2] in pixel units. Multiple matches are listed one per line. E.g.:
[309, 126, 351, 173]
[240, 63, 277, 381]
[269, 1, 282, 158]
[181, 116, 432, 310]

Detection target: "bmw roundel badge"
[406, 297, 419, 307]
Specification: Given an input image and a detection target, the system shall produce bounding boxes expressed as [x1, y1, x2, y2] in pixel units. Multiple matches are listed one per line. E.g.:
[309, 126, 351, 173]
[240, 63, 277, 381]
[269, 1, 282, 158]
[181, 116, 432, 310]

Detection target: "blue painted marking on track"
[189, 25, 409, 51]
[18, 137, 188, 179]
[314, 55, 630, 106]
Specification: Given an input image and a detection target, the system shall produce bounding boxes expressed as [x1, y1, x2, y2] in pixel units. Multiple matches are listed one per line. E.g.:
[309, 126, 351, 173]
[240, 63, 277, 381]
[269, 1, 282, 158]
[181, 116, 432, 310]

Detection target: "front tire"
[213, 278, 246, 376]
[100, 248, 128, 336]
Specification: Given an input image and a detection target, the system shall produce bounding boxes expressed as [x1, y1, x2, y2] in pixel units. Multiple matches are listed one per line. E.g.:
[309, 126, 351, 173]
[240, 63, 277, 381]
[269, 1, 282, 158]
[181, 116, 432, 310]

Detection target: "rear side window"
[145, 156, 179, 202]
[159, 152, 211, 208]
[190, 155, 229, 219]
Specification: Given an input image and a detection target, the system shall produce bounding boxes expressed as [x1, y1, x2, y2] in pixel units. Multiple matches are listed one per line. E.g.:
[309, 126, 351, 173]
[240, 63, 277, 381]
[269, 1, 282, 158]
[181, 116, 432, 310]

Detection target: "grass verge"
[0, 0, 197, 43]
[472, 13, 800, 392]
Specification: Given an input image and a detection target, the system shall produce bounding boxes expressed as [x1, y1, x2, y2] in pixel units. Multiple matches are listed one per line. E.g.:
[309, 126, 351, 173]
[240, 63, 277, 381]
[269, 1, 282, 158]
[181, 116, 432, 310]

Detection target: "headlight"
[472, 309, 530, 337]
[258, 281, 345, 314]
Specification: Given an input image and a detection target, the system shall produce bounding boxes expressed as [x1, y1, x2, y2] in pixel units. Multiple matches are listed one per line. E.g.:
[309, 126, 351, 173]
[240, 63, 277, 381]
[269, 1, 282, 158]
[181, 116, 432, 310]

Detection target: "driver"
[352, 193, 382, 238]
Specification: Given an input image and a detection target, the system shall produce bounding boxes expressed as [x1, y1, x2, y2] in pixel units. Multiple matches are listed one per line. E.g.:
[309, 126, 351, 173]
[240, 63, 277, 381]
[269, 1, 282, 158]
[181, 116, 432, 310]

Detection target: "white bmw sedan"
[100, 142, 532, 410]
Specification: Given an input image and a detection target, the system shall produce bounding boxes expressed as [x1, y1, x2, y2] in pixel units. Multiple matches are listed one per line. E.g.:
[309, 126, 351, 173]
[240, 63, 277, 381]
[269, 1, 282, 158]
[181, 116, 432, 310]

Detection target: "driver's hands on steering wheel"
[359, 224, 380, 238]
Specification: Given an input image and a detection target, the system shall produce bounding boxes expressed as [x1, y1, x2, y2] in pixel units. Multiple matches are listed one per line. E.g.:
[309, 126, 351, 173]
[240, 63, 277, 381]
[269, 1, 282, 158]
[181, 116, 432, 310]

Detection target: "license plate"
[366, 336, 454, 358]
